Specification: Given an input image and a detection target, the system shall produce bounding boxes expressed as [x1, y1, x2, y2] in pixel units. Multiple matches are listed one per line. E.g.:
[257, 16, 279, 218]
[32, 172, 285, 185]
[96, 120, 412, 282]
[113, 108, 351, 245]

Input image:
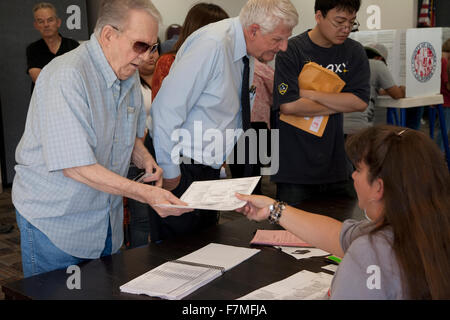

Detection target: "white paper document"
[321, 264, 339, 273]
[156, 176, 261, 211]
[120, 243, 260, 300]
[179, 243, 260, 271]
[275, 246, 330, 260]
[238, 270, 333, 300]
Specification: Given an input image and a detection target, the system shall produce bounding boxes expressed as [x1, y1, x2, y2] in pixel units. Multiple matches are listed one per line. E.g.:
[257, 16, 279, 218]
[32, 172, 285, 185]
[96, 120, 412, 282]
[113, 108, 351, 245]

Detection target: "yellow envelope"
[280, 62, 346, 137]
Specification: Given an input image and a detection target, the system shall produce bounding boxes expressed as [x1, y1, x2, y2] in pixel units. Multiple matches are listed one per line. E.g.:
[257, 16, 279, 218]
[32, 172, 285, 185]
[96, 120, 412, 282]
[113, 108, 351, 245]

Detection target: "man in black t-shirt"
[26, 2, 79, 92]
[272, 0, 370, 209]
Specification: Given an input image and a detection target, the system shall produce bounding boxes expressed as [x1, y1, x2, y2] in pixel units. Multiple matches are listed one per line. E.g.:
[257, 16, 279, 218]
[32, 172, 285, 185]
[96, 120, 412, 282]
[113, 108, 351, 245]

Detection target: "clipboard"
[280, 62, 346, 137]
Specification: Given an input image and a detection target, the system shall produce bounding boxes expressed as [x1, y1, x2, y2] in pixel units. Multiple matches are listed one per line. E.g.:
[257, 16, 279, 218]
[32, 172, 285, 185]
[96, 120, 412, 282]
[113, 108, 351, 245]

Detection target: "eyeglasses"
[111, 25, 159, 55]
[327, 18, 360, 32]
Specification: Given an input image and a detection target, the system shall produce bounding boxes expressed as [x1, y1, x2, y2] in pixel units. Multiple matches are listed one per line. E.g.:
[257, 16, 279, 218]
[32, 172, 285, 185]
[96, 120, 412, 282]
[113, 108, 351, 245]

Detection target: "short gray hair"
[33, 2, 58, 18]
[94, 0, 162, 37]
[239, 0, 298, 34]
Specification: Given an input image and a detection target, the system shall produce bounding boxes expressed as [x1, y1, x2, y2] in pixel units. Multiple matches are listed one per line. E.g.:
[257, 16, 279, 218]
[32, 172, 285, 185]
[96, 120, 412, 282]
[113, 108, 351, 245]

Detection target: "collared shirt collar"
[232, 17, 249, 63]
[86, 33, 118, 89]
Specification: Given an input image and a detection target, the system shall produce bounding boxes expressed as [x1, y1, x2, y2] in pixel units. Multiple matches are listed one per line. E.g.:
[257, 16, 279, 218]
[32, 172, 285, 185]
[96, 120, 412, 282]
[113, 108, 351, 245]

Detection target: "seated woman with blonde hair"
[237, 125, 450, 299]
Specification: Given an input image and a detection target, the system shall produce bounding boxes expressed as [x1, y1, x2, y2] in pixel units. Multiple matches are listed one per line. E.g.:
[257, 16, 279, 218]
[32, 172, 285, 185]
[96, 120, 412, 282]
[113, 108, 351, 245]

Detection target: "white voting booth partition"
[350, 27, 450, 97]
[351, 28, 450, 170]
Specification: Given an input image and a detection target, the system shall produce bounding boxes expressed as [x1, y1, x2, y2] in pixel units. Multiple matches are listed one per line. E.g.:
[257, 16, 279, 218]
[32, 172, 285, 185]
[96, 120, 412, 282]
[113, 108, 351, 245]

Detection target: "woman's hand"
[235, 193, 274, 221]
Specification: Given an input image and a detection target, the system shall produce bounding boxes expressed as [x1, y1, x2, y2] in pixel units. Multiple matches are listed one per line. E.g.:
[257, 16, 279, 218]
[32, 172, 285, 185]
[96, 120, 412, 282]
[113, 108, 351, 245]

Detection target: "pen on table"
[325, 255, 342, 265]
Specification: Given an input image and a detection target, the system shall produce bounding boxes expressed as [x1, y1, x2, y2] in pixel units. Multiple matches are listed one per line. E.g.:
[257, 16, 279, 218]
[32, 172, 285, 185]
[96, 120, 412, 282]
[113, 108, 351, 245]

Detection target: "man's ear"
[56, 17, 62, 29]
[247, 23, 260, 40]
[315, 10, 323, 24]
[100, 25, 116, 47]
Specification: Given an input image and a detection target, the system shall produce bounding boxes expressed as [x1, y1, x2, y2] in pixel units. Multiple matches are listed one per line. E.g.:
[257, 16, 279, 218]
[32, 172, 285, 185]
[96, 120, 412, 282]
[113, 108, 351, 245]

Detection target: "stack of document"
[120, 243, 260, 300]
[239, 270, 333, 300]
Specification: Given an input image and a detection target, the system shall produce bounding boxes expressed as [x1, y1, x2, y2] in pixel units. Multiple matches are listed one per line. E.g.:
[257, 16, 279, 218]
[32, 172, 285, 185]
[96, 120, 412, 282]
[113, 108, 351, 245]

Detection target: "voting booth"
[350, 27, 450, 97]
[351, 28, 450, 170]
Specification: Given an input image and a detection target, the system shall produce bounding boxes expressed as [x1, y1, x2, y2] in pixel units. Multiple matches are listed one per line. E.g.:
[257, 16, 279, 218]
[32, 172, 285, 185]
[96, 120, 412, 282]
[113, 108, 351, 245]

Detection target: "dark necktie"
[241, 56, 251, 131]
[241, 56, 253, 177]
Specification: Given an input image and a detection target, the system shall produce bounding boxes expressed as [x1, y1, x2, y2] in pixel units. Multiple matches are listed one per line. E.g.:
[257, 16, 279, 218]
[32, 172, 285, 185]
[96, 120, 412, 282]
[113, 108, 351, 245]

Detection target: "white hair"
[94, 0, 162, 37]
[239, 0, 298, 34]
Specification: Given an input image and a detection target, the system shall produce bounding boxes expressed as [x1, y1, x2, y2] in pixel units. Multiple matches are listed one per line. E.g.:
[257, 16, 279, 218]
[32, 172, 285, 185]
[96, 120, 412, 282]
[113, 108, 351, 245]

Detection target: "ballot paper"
[238, 270, 333, 300]
[120, 243, 260, 300]
[275, 246, 330, 260]
[321, 264, 339, 273]
[156, 176, 261, 211]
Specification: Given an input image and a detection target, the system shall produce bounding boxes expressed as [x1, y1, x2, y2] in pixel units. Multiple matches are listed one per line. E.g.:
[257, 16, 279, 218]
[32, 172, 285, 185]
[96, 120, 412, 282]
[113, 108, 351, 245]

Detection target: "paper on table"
[156, 176, 261, 211]
[275, 246, 330, 260]
[178, 243, 260, 272]
[119, 243, 260, 300]
[119, 261, 222, 300]
[250, 230, 311, 247]
[322, 264, 339, 273]
[238, 270, 333, 300]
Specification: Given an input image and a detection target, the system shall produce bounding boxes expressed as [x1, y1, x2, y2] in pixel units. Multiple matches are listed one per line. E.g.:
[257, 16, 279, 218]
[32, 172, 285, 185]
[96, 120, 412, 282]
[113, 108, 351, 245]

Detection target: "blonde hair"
[239, 0, 298, 34]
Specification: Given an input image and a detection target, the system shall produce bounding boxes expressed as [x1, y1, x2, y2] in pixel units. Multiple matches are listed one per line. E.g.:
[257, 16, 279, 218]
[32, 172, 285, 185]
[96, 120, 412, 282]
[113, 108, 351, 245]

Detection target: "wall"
[0, 1, 89, 186]
[436, 0, 450, 28]
[86, 0, 419, 40]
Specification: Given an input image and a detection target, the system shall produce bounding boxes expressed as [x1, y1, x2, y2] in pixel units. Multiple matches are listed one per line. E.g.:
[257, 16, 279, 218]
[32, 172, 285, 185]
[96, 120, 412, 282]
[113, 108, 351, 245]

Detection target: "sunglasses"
[111, 25, 159, 55]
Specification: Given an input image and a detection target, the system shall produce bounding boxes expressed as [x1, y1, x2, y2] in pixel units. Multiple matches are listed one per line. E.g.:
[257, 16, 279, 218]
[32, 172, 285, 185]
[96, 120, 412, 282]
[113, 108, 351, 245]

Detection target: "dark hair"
[171, 3, 229, 53]
[140, 37, 161, 89]
[365, 48, 386, 64]
[314, 0, 361, 17]
[156, 37, 162, 55]
[166, 24, 181, 40]
[346, 125, 450, 299]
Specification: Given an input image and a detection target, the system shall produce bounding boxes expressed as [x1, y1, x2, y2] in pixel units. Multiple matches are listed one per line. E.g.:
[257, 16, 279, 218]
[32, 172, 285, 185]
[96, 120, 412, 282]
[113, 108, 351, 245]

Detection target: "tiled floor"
[0, 188, 22, 300]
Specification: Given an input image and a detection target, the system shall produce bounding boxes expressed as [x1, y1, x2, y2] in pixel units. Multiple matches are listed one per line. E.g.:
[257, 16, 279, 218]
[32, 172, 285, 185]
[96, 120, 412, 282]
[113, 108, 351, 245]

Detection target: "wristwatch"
[268, 201, 286, 224]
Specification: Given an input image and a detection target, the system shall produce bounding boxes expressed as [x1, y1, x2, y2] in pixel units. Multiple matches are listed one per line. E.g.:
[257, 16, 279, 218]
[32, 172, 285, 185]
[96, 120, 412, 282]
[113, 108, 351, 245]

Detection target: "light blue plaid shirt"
[12, 34, 146, 259]
[151, 17, 255, 179]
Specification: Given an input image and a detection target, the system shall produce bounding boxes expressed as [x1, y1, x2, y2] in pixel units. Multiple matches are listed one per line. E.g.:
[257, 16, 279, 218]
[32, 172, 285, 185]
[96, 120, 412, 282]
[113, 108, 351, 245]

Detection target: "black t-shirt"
[26, 35, 80, 91]
[272, 31, 370, 185]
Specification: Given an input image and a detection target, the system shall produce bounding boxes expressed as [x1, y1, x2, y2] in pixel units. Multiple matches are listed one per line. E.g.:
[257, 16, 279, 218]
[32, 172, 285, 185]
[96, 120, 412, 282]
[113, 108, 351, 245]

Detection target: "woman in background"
[151, 3, 229, 100]
[138, 37, 161, 137]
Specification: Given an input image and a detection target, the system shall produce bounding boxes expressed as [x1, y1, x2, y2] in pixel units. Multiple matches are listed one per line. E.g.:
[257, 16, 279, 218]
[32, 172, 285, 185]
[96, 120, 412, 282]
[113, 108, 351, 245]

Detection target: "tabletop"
[375, 94, 443, 109]
[2, 196, 362, 300]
